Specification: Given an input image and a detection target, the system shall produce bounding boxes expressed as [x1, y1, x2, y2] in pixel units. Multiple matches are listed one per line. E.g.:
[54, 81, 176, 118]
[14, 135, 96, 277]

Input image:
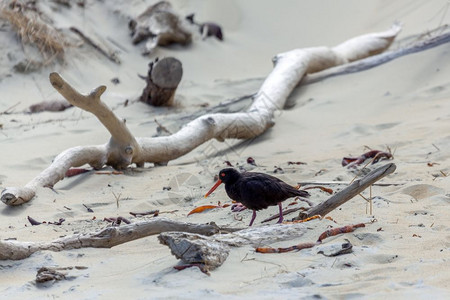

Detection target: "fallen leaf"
[187, 205, 221, 216]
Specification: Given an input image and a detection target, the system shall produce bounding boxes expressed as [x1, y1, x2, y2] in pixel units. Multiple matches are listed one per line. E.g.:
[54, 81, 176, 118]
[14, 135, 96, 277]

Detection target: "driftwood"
[159, 232, 230, 272]
[0, 218, 307, 261]
[128, 1, 192, 54]
[140, 57, 183, 106]
[27, 99, 72, 113]
[0, 218, 240, 260]
[180, 29, 450, 123]
[296, 163, 397, 220]
[303, 28, 450, 85]
[1, 25, 402, 206]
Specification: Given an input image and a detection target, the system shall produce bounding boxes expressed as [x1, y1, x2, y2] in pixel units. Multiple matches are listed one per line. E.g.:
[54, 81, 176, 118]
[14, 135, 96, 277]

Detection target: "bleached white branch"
[1, 25, 401, 206]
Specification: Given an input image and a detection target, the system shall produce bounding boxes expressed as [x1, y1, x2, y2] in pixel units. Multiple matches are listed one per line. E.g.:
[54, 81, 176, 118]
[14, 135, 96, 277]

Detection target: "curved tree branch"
[1, 25, 401, 206]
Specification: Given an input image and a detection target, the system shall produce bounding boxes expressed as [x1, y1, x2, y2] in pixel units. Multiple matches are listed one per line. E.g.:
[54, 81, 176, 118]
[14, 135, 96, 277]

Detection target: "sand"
[1, 0, 450, 299]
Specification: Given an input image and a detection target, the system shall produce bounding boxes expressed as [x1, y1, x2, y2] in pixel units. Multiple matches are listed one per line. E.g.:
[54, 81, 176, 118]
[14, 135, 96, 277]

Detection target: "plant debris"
[187, 202, 230, 216]
[287, 161, 307, 165]
[186, 13, 223, 41]
[302, 185, 333, 194]
[27, 216, 65, 226]
[1, 2, 67, 65]
[103, 216, 131, 226]
[129, 210, 160, 217]
[342, 149, 393, 168]
[83, 204, 94, 212]
[247, 157, 256, 166]
[28, 100, 72, 113]
[256, 223, 365, 253]
[65, 168, 90, 177]
[317, 239, 353, 257]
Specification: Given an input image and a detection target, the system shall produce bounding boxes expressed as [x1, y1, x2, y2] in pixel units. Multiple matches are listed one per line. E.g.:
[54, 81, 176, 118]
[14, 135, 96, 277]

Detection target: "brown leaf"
[187, 205, 220, 216]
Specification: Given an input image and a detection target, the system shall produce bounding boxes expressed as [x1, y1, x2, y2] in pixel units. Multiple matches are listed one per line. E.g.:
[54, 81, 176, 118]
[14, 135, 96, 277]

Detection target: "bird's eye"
[220, 172, 225, 177]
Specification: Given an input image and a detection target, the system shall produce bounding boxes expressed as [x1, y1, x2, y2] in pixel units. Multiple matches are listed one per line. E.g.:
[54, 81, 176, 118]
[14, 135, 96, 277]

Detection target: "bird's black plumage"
[205, 168, 310, 226]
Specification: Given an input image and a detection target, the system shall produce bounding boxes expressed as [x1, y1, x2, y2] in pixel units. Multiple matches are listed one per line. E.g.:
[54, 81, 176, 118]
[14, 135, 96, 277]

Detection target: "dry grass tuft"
[0, 1, 66, 64]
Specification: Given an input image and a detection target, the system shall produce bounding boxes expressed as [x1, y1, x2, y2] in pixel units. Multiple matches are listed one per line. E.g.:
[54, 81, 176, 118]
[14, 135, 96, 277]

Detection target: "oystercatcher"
[205, 168, 311, 226]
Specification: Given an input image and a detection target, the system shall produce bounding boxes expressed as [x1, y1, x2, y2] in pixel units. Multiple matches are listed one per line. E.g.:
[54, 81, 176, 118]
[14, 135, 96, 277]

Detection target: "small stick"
[95, 171, 123, 175]
[256, 223, 365, 253]
[112, 191, 121, 208]
[69, 27, 120, 64]
[298, 181, 404, 186]
[83, 204, 94, 212]
[261, 207, 303, 223]
[432, 143, 440, 151]
[283, 215, 323, 224]
[27, 216, 42, 226]
[1, 101, 21, 115]
[154, 119, 172, 135]
[129, 210, 160, 217]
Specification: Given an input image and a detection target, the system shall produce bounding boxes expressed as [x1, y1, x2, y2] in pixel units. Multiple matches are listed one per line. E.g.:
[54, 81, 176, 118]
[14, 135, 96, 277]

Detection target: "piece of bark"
[296, 163, 396, 220]
[0, 218, 241, 260]
[140, 57, 182, 106]
[36, 266, 88, 284]
[36, 267, 67, 283]
[129, 1, 191, 54]
[1, 25, 402, 206]
[186, 13, 223, 41]
[158, 232, 230, 271]
[28, 100, 72, 113]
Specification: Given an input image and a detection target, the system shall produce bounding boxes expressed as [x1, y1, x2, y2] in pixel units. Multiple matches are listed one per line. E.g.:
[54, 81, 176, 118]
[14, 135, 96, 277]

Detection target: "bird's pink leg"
[277, 202, 283, 223]
[248, 210, 257, 226]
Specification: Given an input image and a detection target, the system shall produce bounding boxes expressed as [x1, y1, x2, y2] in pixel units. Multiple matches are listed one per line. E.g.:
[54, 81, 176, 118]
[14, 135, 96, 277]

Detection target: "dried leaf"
[303, 185, 333, 194]
[65, 168, 90, 177]
[187, 205, 220, 216]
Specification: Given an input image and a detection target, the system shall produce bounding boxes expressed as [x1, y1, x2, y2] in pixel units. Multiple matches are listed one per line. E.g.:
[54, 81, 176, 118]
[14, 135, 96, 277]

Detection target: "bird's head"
[204, 168, 240, 197]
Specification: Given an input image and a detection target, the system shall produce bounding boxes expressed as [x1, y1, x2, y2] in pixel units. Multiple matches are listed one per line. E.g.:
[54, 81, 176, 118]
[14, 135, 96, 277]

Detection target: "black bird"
[205, 168, 311, 226]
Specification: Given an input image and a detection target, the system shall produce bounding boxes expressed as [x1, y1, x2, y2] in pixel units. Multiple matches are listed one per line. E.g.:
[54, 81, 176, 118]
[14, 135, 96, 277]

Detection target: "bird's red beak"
[204, 179, 223, 198]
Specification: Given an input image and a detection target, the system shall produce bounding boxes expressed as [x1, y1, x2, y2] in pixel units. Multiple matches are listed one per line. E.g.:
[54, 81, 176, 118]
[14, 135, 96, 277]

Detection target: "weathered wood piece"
[129, 1, 192, 54]
[27, 100, 72, 113]
[0, 218, 241, 260]
[159, 232, 230, 271]
[140, 57, 183, 106]
[297, 163, 397, 220]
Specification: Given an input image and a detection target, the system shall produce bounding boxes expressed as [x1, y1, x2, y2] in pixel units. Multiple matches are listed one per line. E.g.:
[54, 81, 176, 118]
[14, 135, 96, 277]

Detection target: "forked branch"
[1, 25, 401, 206]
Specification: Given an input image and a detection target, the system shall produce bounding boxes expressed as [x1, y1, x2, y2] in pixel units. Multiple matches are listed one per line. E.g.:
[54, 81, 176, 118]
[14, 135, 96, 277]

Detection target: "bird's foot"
[231, 203, 247, 212]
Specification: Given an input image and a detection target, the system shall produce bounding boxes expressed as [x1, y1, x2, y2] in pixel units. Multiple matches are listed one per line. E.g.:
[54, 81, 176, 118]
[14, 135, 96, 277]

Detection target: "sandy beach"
[1, 0, 450, 299]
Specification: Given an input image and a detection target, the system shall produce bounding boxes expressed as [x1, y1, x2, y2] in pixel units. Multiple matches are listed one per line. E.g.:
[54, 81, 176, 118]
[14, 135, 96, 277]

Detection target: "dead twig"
[255, 223, 365, 253]
[342, 149, 393, 168]
[261, 207, 303, 223]
[129, 210, 159, 217]
[69, 27, 120, 64]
